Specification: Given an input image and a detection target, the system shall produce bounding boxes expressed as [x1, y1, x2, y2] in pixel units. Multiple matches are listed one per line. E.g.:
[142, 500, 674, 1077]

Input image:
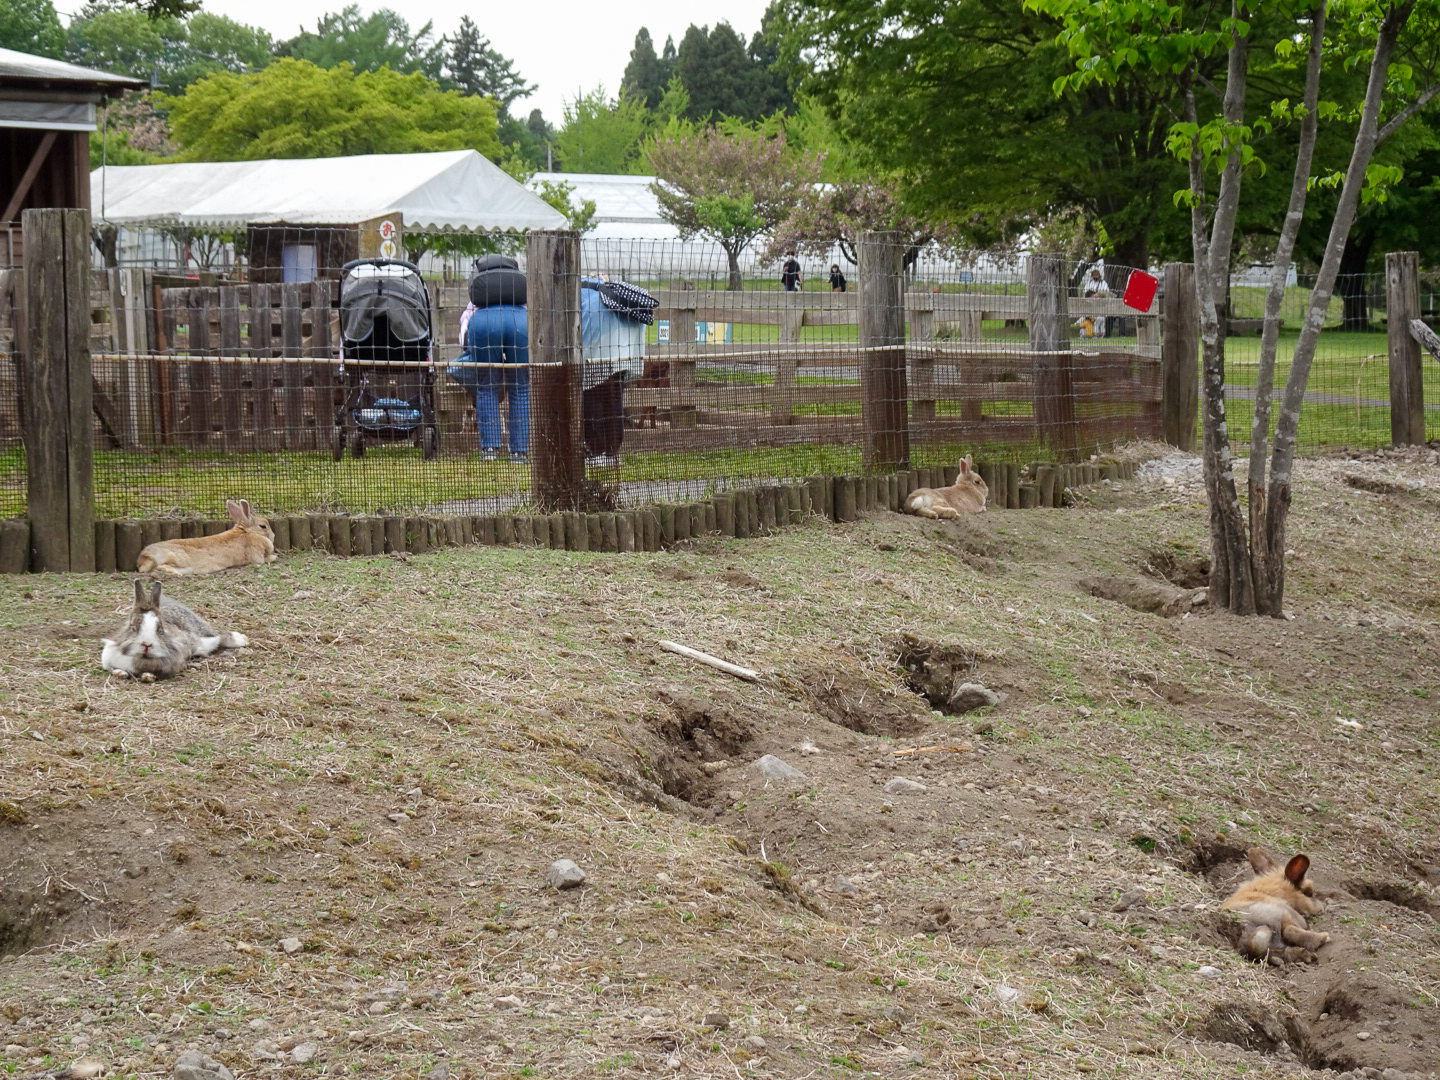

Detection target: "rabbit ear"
[133, 579, 145, 605]
[1284, 855, 1311, 885]
[239, 499, 252, 519]
[959, 458, 970, 476]
[149, 582, 163, 607]
[1247, 847, 1277, 875]
[227, 500, 246, 524]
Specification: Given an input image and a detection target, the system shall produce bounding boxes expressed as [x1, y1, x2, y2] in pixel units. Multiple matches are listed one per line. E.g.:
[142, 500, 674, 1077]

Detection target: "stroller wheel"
[350, 427, 366, 459]
[422, 425, 439, 461]
[332, 425, 345, 463]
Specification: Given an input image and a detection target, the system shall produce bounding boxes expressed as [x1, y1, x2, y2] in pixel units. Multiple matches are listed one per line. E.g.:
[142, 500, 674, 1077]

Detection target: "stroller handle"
[342, 257, 422, 275]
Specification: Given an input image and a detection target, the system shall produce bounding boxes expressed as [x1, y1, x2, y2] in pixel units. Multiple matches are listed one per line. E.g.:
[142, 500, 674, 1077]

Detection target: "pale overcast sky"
[191, 0, 779, 124]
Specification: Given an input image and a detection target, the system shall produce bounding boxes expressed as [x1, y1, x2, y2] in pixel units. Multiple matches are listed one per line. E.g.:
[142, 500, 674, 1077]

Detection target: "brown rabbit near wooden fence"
[136, 499, 277, 576]
[904, 455, 989, 518]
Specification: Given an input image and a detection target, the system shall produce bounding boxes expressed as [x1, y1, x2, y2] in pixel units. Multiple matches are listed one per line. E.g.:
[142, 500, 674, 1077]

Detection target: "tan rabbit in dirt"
[137, 499, 277, 576]
[1222, 848, 1330, 964]
[904, 455, 988, 518]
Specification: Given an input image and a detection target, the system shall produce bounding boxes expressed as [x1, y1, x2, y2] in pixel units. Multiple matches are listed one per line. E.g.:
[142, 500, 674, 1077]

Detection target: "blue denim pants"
[448, 304, 530, 454]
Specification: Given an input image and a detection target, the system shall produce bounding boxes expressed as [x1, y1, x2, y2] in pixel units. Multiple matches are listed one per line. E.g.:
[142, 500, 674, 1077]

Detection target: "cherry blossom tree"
[645, 126, 824, 289]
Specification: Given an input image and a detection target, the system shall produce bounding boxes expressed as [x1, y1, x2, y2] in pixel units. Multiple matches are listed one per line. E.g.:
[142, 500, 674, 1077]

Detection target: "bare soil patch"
[1, 446, 1439, 1079]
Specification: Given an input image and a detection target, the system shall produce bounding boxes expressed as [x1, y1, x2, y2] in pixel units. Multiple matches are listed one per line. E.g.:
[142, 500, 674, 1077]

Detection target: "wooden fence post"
[528, 230, 584, 510]
[22, 208, 94, 572]
[858, 230, 909, 471]
[669, 284, 697, 429]
[773, 295, 803, 425]
[1029, 254, 1077, 460]
[1387, 251, 1424, 446]
[1161, 261, 1200, 450]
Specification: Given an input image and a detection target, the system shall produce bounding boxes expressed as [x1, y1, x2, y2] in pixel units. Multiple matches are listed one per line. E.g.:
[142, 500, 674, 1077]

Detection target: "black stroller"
[334, 257, 439, 460]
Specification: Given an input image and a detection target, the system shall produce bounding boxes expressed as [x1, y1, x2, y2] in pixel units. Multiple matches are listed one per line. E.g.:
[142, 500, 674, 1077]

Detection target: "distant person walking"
[781, 250, 802, 292]
[1082, 266, 1111, 337]
[829, 264, 847, 292]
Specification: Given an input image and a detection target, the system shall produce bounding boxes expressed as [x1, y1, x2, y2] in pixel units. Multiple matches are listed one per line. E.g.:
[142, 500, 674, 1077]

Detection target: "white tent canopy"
[92, 150, 567, 233]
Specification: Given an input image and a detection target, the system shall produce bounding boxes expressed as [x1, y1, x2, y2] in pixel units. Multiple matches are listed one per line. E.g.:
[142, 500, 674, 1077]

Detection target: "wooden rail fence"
[2, 269, 1165, 456]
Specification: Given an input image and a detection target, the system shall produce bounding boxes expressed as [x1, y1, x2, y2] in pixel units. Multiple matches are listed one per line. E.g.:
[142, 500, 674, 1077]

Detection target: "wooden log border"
[12, 460, 1140, 574]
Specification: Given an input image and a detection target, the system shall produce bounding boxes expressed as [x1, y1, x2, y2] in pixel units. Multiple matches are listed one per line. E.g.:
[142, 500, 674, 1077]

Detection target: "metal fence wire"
[0, 225, 1428, 521]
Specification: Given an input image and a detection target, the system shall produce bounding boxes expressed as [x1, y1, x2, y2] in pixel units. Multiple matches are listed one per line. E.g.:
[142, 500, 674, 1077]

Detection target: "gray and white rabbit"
[100, 580, 249, 681]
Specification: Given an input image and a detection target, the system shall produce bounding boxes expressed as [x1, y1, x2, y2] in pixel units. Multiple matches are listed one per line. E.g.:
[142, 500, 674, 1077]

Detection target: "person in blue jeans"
[451, 302, 530, 463]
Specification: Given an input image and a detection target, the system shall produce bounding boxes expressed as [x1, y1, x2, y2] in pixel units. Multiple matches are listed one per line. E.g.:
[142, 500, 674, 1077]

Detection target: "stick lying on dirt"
[658, 640, 759, 682]
[892, 744, 974, 756]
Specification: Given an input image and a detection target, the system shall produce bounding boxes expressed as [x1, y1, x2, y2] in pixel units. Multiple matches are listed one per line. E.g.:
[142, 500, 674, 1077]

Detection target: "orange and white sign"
[378, 219, 397, 241]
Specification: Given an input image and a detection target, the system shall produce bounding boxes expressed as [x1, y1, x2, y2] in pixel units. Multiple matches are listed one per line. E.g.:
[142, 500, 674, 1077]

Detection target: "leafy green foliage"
[645, 125, 824, 287]
[65, 4, 272, 94]
[277, 5, 444, 82]
[783, 0, 1191, 268]
[444, 16, 534, 113]
[621, 28, 672, 111]
[533, 179, 598, 234]
[554, 88, 651, 174]
[0, 0, 66, 58]
[163, 58, 501, 162]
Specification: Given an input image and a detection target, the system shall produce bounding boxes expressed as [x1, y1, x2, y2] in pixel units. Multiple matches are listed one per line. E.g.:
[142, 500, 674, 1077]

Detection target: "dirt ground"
[1, 444, 1438, 1080]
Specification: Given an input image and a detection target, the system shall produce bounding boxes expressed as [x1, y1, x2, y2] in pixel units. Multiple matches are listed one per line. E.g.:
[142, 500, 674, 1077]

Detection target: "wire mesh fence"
[0, 224, 1432, 522]
[1, 224, 22, 482]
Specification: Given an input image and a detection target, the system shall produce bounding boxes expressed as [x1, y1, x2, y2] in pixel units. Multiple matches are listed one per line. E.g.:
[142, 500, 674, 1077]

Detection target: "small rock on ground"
[289, 1044, 317, 1065]
[173, 1051, 234, 1080]
[948, 683, 999, 713]
[883, 777, 927, 795]
[547, 859, 586, 890]
[753, 754, 807, 781]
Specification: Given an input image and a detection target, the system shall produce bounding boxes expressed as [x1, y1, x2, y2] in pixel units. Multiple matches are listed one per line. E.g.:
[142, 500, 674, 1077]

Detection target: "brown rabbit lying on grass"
[1222, 848, 1330, 964]
[137, 499, 276, 576]
[904, 455, 988, 518]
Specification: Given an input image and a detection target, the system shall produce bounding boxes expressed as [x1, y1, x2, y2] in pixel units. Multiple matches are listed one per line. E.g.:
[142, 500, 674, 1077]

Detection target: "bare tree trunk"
[1262, 2, 1414, 612]
[724, 244, 743, 291]
[1248, 2, 1327, 617]
[1191, 6, 1255, 615]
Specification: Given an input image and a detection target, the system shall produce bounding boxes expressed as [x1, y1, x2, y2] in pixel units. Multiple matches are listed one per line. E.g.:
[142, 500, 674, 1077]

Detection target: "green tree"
[66, 3, 181, 86]
[163, 58, 502, 161]
[66, 4, 271, 93]
[553, 87, 650, 173]
[1, 0, 66, 58]
[445, 16, 535, 113]
[645, 125, 825, 288]
[1031, 0, 1440, 615]
[675, 22, 755, 121]
[278, 5, 445, 81]
[783, 0, 1197, 270]
[745, 3, 796, 119]
[170, 13, 273, 87]
[621, 28, 672, 110]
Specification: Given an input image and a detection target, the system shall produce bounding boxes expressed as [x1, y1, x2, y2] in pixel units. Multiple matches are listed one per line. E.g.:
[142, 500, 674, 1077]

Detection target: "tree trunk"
[1109, 234, 1149, 275]
[1248, 1, 1328, 618]
[1190, 5, 1256, 615]
[1336, 232, 1375, 330]
[724, 244, 743, 291]
[1260, 1, 1412, 613]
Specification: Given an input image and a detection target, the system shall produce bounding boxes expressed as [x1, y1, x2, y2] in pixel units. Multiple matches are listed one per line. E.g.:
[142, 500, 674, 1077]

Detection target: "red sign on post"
[1122, 270, 1158, 312]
